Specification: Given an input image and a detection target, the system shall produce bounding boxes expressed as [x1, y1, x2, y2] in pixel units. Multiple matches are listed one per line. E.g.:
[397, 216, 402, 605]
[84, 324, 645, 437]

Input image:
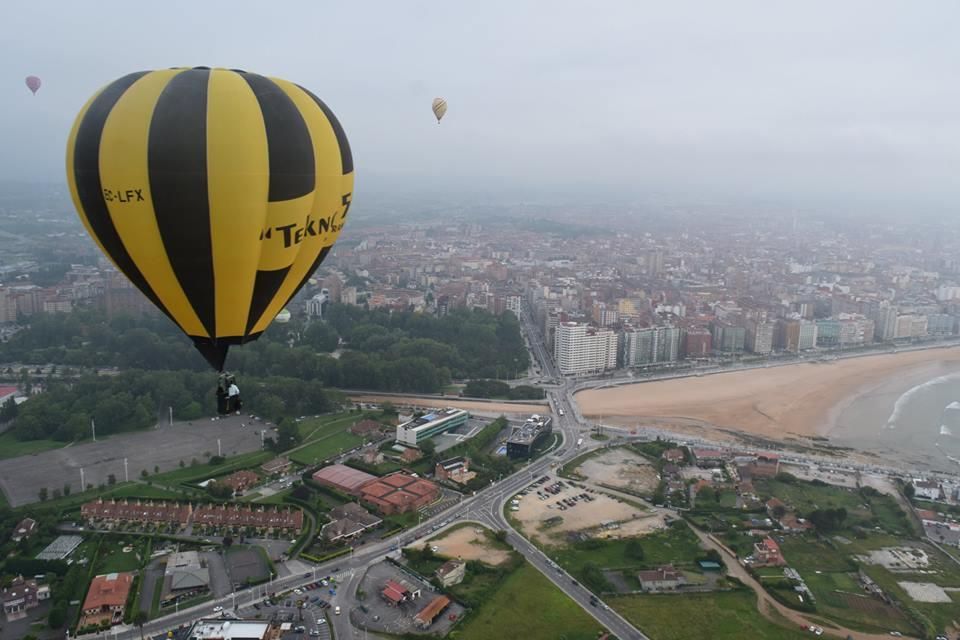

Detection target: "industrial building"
[506, 415, 552, 459]
[395, 408, 469, 447]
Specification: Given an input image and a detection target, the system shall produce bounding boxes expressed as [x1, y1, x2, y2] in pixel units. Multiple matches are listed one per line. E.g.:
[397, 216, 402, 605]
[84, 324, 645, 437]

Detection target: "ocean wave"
[886, 371, 960, 429]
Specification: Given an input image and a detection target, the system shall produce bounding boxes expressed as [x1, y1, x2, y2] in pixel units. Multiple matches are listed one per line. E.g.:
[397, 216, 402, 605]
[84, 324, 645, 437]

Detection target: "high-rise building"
[775, 317, 817, 352]
[554, 322, 618, 375]
[710, 321, 745, 353]
[622, 326, 681, 366]
[684, 327, 712, 358]
[745, 321, 775, 355]
[644, 249, 664, 276]
[0, 288, 16, 323]
[873, 304, 898, 341]
[927, 314, 956, 336]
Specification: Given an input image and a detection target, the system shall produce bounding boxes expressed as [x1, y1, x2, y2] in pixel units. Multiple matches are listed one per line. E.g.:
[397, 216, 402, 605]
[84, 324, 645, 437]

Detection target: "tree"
[772, 504, 787, 519]
[179, 460, 185, 468]
[223, 535, 234, 549]
[625, 539, 645, 561]
[419, 439, 437, 457]
[52, 488, 62, 500]
[107, 474, 117, 486]
[133, 609, 148, 640]
[140, 469, 148, 479]
[153, 465, 159, 474]
[48, 602, 67, 628]
[63, 483, 71, 497]
[904, 483, 916, 499]
[38, 487, 48, 502]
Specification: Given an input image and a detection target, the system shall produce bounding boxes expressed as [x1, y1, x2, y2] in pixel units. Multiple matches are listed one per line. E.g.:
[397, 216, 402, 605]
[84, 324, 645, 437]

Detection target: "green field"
[611, 590, 813, 640]
[455, 563, 607, 640]
[0, 432, 65, 459]
[150, 450, 272, 487]
[549, 522, 705, 579]
[289, 431, 364, 465]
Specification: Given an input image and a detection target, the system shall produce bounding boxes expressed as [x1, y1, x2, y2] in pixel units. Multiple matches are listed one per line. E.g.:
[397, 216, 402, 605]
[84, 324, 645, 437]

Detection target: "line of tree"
[7, 370, 337, 442]
[0, 304, 531, 395]
[462, 379, 545, 399]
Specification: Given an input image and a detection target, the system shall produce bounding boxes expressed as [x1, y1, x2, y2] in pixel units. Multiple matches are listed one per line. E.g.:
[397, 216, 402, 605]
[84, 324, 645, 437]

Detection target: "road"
[87, 381, 651, 640]
[82, 309, 960, 640]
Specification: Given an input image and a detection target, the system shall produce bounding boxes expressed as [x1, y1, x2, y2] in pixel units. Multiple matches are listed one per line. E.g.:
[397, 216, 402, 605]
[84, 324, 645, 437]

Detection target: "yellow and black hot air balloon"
[66, 67, 353, 371]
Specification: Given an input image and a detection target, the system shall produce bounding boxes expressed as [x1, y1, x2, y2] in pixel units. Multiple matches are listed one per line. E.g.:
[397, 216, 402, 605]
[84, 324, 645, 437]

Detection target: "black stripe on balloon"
[295, 84, 353, 174]
[72, 71, 174, 321]
[242, 73, 315, 201]
[148, 68, 217, 339]
[244, 267, 291, 336]
[287, 245, 332, 303]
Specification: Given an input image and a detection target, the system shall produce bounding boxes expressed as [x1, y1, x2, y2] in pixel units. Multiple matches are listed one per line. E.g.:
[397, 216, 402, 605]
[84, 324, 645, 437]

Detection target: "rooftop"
[312, 464, 378, 491]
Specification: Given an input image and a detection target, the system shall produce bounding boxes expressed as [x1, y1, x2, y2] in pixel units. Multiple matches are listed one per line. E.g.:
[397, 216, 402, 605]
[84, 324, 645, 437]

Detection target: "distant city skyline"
[2, 1, 960, 213]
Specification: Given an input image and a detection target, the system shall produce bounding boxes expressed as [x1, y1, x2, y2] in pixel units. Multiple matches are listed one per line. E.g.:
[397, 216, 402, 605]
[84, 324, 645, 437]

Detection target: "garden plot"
[855, 546, 931, 572]
[574, 449, 660, 495]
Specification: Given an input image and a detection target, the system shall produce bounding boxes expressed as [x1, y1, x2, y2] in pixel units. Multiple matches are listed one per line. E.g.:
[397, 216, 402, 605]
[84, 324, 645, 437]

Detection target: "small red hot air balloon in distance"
[25, 76, 41, 95]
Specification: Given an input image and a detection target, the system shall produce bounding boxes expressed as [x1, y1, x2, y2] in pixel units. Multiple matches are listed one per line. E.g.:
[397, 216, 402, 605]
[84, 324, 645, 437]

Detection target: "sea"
[829, 361, 960, 472]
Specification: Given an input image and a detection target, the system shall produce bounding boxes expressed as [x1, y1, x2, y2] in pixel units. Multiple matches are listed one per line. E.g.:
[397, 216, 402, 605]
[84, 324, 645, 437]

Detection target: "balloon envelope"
[25, 76, 41, 94]
[432, 97, 447, 123]
[66, 67, 354, 370]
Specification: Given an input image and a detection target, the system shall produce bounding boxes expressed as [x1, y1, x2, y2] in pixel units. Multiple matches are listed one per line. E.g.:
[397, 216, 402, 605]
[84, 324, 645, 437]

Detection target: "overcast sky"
[2, 1, 959, 211]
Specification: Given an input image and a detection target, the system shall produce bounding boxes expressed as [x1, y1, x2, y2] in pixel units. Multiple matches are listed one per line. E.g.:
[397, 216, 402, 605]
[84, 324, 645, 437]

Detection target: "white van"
[335, 606, 341, 615]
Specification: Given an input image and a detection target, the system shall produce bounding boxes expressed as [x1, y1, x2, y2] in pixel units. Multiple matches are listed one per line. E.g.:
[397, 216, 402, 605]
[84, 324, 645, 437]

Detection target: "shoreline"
[575, 347, 960, 446]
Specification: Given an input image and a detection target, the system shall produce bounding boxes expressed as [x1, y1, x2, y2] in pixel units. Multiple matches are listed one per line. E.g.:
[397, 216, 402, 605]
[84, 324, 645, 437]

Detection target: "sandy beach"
[347, 393, 546, 416]
[576, 347, 960, 443]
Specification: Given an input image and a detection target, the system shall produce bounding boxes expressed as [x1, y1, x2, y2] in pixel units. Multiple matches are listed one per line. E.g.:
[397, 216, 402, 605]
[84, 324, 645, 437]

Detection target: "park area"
[288, 412, 369, 465]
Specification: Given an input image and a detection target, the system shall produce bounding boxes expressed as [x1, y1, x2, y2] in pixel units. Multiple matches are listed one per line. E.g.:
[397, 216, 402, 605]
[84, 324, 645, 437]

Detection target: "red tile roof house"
[751, 537, 786, 567]
[79, 572, 133, 628]
[637, 565, 686, 592]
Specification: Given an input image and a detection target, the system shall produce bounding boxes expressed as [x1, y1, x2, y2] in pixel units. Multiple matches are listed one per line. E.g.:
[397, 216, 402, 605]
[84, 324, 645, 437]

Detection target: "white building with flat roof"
[395, 408, 469, 447]
[187, 618, 270, 639]
[554, 322, 618, 375]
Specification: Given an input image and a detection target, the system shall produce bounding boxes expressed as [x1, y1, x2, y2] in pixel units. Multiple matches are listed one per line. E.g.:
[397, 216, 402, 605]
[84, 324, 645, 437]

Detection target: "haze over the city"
[4, 1, 960, 212]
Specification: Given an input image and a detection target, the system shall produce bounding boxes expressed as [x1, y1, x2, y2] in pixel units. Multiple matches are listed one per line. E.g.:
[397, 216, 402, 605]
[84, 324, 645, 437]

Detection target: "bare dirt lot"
[513, 476, 666, 544]
[0, 414, 261, 507]
[425, 525, 511, 566]
[573, 448, 659, 495]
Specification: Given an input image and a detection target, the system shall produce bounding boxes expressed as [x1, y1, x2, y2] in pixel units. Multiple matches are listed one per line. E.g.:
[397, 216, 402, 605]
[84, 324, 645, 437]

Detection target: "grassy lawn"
[611, 590, 813, 640]
[296, 412, 358, 440]
[256, 488, 292, 504]
[779, 537, 856, 573]
[107, 483, 187, 500]
[289, 431, 364, 466]
[149, 574, 164, 619]
[150, 450, 272, 486]
[0, 432, 65, 459]
[455, 563, 607, 640]
[95, 537, 146, 574]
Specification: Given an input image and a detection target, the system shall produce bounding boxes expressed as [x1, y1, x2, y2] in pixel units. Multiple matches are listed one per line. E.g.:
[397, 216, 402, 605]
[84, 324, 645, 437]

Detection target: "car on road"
[294, 588, 303, 595]
[335, 606, 341, 615]
[309, 631, 320, 637]
[317, 618, 326, 624]
[212, 605, 223, 613]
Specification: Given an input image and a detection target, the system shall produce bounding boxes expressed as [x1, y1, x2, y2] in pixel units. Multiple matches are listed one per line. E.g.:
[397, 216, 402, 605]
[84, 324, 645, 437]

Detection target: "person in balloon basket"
[216, 373, 229, 416]
[227, 377, 242, 415]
